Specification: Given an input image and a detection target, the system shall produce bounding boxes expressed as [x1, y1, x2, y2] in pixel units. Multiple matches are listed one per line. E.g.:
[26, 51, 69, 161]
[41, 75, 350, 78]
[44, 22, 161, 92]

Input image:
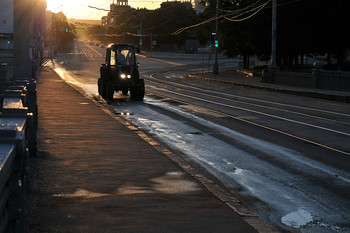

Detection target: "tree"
[202, 0, 350, 69]
[54, 12, 75, 47]
[102, 2, 200, 50]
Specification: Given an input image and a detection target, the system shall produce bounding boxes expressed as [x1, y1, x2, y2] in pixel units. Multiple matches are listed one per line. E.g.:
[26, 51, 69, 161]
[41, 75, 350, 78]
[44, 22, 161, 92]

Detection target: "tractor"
[98, 43, 144, 100]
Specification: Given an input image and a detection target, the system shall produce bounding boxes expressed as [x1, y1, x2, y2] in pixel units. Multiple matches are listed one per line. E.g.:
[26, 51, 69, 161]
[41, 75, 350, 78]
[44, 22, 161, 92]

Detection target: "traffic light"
[209, 33, 217, 48]
[65, 27, 68, 33]
[7, 40, 10, 45]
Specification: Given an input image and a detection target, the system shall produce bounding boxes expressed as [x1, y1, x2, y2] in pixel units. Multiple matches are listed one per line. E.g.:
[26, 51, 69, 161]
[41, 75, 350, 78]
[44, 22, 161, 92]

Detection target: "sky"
[46, 0, 165, 20]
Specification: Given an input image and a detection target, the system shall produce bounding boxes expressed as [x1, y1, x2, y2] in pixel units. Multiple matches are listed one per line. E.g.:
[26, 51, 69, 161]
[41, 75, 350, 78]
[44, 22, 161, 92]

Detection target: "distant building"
[0, 0, 46, 82]
[193, 0, 205, 14]
[0, 0, 14, 59]
[102, 0, 134, 27]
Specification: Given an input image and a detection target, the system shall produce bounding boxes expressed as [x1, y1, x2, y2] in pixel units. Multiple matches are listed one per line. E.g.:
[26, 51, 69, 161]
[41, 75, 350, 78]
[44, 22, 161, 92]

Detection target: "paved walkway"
[27, 67, 274, 232]
[188, 70, 350, 103]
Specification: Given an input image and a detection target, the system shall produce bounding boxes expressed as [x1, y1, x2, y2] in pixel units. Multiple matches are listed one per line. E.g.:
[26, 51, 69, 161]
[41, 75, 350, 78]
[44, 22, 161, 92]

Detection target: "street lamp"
[213, 0, 220, 75]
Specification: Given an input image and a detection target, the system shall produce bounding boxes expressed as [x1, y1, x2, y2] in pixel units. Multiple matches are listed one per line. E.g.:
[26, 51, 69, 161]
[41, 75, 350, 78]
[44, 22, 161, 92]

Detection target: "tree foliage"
[89, 2, 200, 49]
[203, 0, 350, 69]
[54, 12, 75, 47]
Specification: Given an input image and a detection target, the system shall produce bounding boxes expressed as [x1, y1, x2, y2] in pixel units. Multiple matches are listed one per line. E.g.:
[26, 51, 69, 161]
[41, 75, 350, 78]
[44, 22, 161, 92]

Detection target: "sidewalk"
[27, 67, 275, 233]
[188, 70, 350, 103]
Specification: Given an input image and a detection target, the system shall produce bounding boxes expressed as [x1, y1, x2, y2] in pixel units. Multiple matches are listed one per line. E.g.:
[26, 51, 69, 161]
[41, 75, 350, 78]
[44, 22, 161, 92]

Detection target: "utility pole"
[213, 0, 220, 75]
[269, 0, 279, 73]
[150, 33, 152, 58]
[50, 12, 54, 59]
[139, 15, 143, 51]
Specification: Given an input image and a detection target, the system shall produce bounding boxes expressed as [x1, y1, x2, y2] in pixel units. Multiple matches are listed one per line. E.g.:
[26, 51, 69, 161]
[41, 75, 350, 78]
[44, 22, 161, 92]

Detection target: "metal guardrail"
[313, 68, 350, 91]
[0, 78, 37, 233]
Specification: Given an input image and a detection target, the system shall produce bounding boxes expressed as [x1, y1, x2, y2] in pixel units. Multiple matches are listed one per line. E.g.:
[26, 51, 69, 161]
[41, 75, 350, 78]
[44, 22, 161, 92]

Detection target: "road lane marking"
[180, 104, 226, 117]
[149, 76, 350, 125]
[149, 75, 350, 118]
[83, 41, 103, 56]
[137, 55, 184, 66]
[80, 46, 89, 57]
[146, 87, 350, 156]
[146, 78, 350, 137]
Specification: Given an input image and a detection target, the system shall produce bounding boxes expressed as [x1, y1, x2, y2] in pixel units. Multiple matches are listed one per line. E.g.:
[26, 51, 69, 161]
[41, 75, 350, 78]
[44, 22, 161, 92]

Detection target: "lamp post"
[213, 0, 220, 75]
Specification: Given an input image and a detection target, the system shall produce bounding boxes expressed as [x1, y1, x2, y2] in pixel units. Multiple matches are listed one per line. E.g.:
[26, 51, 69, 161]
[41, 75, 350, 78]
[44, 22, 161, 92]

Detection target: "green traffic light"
[65, 28, 68, 33]
[7, 40, 10, 44]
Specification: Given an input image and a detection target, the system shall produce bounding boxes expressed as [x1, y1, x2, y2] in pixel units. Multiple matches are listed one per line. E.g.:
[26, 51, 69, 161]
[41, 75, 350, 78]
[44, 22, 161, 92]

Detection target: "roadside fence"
[0, 77, 37, 233]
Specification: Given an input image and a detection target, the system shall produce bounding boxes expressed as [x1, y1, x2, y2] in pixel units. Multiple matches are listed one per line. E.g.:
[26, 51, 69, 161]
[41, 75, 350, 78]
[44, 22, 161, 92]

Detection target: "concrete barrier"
[0, 143, 17, 233]
[0, 78, 37, 232]
[274, 72, 312, 88]
[0, 123, 26, 233]
[313, 68, 350, 91]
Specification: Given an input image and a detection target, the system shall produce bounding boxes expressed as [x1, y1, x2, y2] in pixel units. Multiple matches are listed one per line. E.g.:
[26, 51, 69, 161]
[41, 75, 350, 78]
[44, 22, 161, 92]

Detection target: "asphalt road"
[49, 38, 350, 233]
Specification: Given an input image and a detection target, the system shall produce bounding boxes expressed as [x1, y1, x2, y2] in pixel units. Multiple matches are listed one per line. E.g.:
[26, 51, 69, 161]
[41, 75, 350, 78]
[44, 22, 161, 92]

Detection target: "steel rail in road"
[146, 76, 350, 136]
[82, 40, 104, 57]
[147, 74, 350, 118]
[145, 76, 350, 156]
[147, 76, 350, 131]
[78, 45, 89, 57]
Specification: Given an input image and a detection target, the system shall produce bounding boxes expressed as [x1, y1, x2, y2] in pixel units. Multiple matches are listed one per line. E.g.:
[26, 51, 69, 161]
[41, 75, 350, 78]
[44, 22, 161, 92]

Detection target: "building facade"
[0, 0, 46, 82]
[102, 0, 133, 27]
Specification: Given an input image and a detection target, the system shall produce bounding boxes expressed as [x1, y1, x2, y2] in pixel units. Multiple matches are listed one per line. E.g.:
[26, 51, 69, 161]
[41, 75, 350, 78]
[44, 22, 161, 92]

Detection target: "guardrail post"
[312, 62, 321, 89]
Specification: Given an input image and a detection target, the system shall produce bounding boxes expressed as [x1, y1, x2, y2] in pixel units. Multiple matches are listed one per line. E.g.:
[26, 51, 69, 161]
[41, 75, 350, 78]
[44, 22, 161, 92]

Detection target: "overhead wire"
[224, 0, 271, 22]
[220, 0, 264, 13]
[171, 0, 271, 35]
[86, 0, 292, 38]
[143, 17, 174, 32]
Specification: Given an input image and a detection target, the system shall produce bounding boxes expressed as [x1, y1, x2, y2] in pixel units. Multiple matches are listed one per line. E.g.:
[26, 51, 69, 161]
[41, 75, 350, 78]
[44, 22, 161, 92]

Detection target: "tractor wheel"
[98, 79, 107, 98]
[137, 79, 145, 100]
[131, 79, 145, 100]
[122, 89, 128, 96]
[106, 82, 114, 100]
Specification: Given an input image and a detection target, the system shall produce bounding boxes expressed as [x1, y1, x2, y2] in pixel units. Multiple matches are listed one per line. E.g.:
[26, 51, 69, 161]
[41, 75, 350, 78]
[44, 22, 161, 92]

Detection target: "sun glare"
[46, 0, 162, 19]
[46, 0, 64, 12]
[46, 0, 86, 18]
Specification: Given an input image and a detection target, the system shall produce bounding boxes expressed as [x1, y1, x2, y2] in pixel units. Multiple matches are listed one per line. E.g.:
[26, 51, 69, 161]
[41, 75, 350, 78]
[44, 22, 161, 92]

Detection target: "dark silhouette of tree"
[202, 0, 350, 69]
[99, 2, 199, 49]
[54, 12, 75, 47]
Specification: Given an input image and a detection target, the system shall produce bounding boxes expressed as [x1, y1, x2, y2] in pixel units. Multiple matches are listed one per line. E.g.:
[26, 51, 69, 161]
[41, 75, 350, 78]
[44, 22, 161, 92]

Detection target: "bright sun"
[46, 0, 65, 12]
[45, 0, 161, 19]
[46, 0, 86, 18]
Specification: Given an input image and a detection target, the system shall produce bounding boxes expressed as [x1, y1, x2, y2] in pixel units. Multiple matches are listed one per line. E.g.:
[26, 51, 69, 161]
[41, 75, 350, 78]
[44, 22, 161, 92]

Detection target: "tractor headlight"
[121, 74, 131, 79]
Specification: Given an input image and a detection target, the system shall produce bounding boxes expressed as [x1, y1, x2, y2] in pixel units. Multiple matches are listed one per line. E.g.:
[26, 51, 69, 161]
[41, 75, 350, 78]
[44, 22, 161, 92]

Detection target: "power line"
[171, 0, 271, 35]
[220, 0, 265, 13]
[88, 6, 110, 12]
[224, 0, 271, 22]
